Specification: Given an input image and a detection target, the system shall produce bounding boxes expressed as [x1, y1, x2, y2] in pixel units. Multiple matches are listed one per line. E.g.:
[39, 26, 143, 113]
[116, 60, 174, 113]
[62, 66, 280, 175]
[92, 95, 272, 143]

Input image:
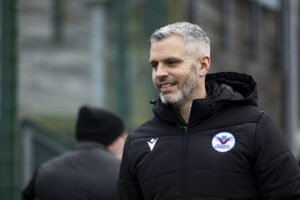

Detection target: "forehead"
[149, 35, 190, 61]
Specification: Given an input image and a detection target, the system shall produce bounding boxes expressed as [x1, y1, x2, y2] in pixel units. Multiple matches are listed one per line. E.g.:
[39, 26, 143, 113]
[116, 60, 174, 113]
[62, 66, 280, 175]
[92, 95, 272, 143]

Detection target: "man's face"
[149, 35, 201, 105]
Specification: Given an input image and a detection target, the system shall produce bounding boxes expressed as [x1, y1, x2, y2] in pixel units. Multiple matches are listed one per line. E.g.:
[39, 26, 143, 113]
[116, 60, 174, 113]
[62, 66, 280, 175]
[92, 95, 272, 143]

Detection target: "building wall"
[18, 0, 93, 118]
[190, 0, 283, 129]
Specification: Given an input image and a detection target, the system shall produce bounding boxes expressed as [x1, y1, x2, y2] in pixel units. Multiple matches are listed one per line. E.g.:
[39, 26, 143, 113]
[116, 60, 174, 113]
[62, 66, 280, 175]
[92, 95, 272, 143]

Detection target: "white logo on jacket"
[212, 132, 236, 152]
[147, 138, 158, 151]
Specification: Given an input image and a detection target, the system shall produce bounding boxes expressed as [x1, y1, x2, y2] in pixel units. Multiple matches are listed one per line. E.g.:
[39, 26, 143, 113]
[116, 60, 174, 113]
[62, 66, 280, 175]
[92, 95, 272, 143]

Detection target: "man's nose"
[155, 64, 168, 77]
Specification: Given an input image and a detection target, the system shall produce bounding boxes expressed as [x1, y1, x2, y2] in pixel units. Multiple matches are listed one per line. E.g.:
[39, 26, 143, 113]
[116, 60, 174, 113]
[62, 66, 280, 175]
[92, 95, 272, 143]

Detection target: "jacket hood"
[151, 72, 258, 126]
[205, 72, 258, 106]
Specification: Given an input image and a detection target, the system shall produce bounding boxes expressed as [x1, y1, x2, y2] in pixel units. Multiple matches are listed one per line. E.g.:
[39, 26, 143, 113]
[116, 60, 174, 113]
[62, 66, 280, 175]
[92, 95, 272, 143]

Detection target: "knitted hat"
[75, 105, 125, 146]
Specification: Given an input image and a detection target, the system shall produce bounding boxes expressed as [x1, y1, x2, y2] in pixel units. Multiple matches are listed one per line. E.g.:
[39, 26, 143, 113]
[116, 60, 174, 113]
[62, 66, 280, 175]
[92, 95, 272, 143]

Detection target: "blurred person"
[22, 105, 127, 200]
[118, 22, 300, 199]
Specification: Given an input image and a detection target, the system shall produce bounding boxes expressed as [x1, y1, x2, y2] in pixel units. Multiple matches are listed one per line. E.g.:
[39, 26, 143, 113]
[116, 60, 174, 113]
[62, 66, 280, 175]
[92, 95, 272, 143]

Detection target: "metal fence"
[20, 120, 71, 188]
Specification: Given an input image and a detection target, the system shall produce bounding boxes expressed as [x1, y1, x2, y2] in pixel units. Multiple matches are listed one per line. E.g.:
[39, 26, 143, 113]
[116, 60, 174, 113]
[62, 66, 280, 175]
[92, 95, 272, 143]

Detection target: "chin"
[160, 92, 183, 104]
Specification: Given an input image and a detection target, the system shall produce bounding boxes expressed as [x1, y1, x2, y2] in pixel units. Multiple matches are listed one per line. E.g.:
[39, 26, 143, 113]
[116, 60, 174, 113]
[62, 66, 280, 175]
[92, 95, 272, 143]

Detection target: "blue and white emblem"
[212, 132, 235, 153]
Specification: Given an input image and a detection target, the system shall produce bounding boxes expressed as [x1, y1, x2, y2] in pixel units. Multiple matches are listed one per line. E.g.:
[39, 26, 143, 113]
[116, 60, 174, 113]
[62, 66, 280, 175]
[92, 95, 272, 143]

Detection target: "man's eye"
[167, 60, 178, 65]
[150, 63, 158, 69]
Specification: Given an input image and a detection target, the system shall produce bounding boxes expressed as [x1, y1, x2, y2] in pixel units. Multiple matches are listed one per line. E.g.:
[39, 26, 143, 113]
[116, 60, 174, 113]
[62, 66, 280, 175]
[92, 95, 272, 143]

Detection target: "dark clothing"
[23, 142, 120, 200]
[118, 72, 300, 200]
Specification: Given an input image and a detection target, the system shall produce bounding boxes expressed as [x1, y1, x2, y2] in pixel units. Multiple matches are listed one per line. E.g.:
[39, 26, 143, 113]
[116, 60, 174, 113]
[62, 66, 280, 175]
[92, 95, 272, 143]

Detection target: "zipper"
[181, 125, 188, 200]
[178, 104, 192, 200]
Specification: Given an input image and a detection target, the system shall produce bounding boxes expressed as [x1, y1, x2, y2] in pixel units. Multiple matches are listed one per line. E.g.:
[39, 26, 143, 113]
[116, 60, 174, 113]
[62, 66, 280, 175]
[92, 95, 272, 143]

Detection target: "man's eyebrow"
[149, 59, 157, 64]
[164, 57, 181, 61]
[150, 57, 181, 62]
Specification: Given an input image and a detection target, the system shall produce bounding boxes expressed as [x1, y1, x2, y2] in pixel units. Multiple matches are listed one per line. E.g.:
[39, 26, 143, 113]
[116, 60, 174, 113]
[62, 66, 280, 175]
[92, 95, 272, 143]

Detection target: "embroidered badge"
[212, 132, 235, 153]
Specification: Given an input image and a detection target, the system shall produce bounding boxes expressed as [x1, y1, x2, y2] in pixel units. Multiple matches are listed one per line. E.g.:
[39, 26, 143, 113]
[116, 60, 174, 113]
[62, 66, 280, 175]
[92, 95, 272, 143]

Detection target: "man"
[22, 105, 127, 200]
[118, 22, 300, 199]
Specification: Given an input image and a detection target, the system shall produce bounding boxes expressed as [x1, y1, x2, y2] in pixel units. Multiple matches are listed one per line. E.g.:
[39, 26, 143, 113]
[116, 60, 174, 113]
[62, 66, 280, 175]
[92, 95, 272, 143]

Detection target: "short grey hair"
[150, 22, 210, 59]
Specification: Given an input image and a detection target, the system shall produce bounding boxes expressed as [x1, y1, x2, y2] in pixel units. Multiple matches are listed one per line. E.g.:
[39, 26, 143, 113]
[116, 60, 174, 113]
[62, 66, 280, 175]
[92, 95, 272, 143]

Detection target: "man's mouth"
[159, 82, 176, 93]
[160, 83, 176, 88]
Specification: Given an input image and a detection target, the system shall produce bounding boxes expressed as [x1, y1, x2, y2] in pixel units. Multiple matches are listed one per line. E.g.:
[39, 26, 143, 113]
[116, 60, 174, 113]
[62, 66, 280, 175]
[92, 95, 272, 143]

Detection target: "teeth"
[161, 83, 174, 88]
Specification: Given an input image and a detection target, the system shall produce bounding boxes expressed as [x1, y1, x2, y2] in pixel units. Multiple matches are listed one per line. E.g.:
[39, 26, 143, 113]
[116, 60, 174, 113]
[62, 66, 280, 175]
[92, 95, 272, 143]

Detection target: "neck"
[176, 85, 207, 124]
[177, 102, 192, 124]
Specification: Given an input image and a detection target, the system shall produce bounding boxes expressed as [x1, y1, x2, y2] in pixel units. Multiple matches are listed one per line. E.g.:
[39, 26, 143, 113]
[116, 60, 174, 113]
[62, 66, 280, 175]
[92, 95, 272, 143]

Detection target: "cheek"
[152, 72, 156, 84]
[152, 74, 161, 91]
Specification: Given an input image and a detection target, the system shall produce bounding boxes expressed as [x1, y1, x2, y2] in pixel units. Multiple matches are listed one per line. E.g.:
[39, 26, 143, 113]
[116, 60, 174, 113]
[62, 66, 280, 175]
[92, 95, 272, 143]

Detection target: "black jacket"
[118, 72, 300, 200]
[22, 142, 120, 200]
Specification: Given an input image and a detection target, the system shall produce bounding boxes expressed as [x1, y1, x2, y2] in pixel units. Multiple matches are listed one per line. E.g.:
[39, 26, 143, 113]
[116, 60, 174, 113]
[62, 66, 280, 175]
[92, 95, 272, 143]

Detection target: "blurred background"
[1, 0, 300, 199]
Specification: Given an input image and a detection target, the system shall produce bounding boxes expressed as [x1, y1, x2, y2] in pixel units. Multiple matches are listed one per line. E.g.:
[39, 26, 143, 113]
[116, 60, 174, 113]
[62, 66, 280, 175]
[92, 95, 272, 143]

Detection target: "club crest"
[212, 132, 235, 152]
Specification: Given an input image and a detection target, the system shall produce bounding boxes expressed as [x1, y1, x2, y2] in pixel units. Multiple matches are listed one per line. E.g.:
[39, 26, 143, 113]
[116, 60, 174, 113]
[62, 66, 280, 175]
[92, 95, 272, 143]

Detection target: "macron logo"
[147, 138, 158, 151]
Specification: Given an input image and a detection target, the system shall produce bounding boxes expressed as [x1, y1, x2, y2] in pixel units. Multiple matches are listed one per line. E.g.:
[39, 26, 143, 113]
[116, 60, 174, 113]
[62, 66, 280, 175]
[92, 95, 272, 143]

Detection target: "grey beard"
[160, 63, 199, 105]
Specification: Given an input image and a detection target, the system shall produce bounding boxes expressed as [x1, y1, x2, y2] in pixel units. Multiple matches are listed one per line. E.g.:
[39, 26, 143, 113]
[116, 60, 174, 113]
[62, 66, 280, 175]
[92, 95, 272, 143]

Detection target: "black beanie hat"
[75, 105, 125, 146]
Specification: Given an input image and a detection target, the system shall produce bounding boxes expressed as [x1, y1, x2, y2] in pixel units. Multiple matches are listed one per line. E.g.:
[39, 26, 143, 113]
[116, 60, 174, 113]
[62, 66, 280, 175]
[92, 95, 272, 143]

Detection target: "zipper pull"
[180, 126, 188, 133]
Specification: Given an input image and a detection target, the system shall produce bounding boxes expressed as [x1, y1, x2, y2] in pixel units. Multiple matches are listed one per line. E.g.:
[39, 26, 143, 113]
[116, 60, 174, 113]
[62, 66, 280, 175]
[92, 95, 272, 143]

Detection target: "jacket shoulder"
[229, 104, 264, 121]
[223, 104, 265, 123]
[129, 117, 167, 140]
[197, 104, 265, 132]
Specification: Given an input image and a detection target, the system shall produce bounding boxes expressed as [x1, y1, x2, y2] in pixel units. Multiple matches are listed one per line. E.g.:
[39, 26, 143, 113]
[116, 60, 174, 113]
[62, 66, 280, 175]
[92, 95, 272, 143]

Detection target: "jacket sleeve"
[118, 136, 144, 200]
[22, 170, 39, 200]
[254, 112, 300, 199]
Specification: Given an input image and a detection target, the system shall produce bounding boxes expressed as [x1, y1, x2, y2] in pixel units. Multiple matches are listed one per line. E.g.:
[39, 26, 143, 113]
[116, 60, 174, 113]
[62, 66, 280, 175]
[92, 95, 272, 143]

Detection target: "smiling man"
[149, 33, 208, 123]
[118, 22, 300, 200]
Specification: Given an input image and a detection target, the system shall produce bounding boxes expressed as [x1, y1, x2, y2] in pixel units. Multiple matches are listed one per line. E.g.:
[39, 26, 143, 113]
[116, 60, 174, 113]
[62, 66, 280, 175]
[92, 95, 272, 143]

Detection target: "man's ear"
[198, 56, 210, 77]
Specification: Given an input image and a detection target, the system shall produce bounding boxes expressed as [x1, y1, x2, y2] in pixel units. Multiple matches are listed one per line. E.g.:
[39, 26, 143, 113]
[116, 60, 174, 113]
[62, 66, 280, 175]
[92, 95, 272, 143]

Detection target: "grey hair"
[150, 22, 210, 59]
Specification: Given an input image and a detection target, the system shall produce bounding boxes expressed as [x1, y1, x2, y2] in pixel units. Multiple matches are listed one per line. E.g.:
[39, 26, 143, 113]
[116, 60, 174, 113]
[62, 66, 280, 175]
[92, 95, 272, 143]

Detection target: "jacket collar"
[151, 72, 258, 127]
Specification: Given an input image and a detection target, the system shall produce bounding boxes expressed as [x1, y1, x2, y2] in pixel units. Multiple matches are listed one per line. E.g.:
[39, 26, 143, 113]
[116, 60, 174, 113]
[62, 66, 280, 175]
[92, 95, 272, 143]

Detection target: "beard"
[160, 63, 199, 105]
